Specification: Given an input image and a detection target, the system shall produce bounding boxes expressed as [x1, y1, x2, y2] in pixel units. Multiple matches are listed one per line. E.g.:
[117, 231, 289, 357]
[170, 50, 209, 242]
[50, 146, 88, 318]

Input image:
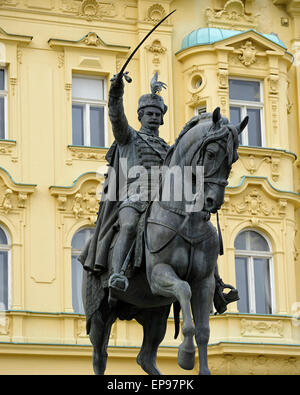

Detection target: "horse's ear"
[212, 107, 221, 125]
[238, 116, 249, 135]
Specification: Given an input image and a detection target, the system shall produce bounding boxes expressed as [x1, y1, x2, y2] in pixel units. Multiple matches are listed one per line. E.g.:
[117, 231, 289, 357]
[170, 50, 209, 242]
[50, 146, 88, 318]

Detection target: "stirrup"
[108, 273, 129, 292]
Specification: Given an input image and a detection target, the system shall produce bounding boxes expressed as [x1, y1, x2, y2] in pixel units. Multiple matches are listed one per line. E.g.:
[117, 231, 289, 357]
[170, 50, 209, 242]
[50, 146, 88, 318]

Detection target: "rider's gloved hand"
[109, 73, 125, 98]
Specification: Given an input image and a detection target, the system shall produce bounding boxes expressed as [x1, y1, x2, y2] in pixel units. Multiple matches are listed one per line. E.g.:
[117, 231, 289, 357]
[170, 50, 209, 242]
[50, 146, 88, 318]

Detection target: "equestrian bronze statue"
[78, 68, 248, 374]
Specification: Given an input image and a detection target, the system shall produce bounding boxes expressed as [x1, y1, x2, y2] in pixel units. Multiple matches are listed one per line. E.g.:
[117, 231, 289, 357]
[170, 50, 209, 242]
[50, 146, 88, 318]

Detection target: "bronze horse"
[82, 108, 248, 375]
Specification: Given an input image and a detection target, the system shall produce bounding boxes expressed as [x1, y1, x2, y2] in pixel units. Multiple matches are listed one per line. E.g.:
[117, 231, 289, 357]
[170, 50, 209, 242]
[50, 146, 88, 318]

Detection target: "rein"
[203, 177, 228, 187]
[144, 202, 190, 254]
[144, 120, 235, 257]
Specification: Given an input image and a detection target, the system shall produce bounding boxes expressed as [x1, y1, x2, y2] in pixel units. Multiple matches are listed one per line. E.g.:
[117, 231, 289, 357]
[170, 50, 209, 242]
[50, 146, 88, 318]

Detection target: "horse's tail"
[173, 301, 181, 339]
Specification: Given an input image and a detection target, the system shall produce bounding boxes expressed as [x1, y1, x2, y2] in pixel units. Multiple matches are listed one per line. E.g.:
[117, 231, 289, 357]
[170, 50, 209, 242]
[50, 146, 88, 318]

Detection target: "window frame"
[71, 226, 95, 314]
[234, 229, 276, 314]
[229, 77, 265, 147]
[0, 225, 11, 310]
[72, 74, 108, 147]
[0, 68, 8, 140]
[195, 105, 207, 116]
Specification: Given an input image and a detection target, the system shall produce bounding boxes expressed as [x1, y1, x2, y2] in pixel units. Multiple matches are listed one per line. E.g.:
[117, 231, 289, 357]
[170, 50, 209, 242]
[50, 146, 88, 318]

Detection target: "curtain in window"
[71, 227, 95, 314]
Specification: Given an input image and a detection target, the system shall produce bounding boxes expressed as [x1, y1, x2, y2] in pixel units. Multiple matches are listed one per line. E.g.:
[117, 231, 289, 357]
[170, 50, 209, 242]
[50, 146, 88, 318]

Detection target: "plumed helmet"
[137, 72, 168, 115]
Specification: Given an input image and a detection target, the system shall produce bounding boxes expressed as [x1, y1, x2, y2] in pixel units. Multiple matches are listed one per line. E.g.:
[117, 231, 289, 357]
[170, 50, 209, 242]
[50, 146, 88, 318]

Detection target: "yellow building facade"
[0, 0, 299, 375]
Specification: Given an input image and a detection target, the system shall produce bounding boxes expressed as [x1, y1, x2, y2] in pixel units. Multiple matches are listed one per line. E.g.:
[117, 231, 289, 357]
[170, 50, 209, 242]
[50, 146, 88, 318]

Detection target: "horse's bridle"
[145, 125, 236, 258]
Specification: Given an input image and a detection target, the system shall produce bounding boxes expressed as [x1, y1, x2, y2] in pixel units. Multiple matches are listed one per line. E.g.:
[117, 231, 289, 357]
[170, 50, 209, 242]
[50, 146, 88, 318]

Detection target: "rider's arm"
[108, 75, 130, 146]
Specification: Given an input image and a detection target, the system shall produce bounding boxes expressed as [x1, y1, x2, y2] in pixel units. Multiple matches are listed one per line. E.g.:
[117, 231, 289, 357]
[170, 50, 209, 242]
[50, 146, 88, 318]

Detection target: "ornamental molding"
[145, 39, 167, 55]
[48, 32, 130, 54]
[49, 172, 103, 224]
[241, 318, 284, 338]
[238, 150, 282, 182]
[189, 93, 204, 108]
[0, 168, 36, 215]
[0, 0, 18, 6]
[238, 40, 257, 66]
[67, 145, 108, 163]
[0, 311, 10, 336]
[228, 187, 288, 218]
[273, 1, 300, 16]
[145, 39, 167, 72]
[0, 26, 32, 45]
[232, 188, 276, 216]
[0, 140, 17, 162]
[61, 0, 117, 21]
[145, 4, 167, 24]
[0, 0, 139, 23]
[225, 175, 300, 215]
[206, 0, 259, 30]
[187, 65, 206, 93]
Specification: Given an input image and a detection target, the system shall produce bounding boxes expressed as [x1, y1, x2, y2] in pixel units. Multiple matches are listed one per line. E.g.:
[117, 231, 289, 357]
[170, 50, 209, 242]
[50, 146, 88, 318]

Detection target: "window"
[0, 68, 8, 139]
[72, 75, 107, 147]
[229, 79, 264, 147]
[71, 227, 95, 314]
[234, 230, 275, 314]
[195, 105, 207, 116]
[0, 226, 10, 310]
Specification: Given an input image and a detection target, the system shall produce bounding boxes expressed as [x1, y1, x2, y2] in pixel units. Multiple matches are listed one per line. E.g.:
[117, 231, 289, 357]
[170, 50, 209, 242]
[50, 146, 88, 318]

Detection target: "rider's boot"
[108, 232, 132, 293]
[213, 274, 240, 314]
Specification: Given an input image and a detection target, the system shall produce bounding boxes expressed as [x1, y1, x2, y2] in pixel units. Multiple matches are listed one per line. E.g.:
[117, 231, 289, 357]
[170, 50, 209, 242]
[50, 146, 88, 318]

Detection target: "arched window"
[71, 227, 95, 314]
[234, 230, 274, 314]
[0, 226, 10, 310]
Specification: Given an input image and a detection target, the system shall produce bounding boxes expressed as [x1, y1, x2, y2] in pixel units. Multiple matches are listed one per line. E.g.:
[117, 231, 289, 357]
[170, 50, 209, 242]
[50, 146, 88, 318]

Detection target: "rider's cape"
[78, 141, 121, 333]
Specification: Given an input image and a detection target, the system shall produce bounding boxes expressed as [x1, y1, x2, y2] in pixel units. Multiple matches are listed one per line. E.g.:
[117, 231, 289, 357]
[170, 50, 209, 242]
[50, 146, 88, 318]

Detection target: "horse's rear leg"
[191, 275, 215, 375]
[135, 306, 170, 375]
[89, 308, 116, 375]
[149, 263, 195, 370]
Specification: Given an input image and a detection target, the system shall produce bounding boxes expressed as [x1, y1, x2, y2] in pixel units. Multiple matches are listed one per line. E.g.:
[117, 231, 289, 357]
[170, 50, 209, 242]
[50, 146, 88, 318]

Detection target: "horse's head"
[198, 107, 248, 213]
[165, 108, 248, 214]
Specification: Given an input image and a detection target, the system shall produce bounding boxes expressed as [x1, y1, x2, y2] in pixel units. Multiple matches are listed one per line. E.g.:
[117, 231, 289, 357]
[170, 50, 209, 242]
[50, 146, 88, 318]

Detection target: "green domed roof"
[180, 27, 287, 52]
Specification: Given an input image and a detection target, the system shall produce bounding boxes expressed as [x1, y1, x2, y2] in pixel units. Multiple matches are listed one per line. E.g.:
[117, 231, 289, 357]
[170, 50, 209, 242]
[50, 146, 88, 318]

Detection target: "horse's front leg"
[191, 274, 215, 375]
[149, 262, 195, 370]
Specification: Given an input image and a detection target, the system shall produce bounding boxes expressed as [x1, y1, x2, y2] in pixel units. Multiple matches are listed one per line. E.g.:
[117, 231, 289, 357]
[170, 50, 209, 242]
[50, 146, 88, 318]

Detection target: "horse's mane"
[175, 113, 212, 146]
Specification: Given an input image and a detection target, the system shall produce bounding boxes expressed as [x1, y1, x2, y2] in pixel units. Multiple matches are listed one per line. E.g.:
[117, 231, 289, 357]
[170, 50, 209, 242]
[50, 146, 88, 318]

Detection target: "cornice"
[0, 166, 37, 191]
[0, 26, 32, 45]
[238, 145, 297, 161]
[273, 0, 300, 16]
[226, 175, 300, 205]
[49, 171, 101, 195]
[48, 32, 130, 54]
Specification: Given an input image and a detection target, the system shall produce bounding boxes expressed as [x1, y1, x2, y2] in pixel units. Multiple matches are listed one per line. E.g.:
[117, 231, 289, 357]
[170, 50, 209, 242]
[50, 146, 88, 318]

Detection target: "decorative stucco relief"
[206, 0, 259, 30]
[145, 39, 166, 70]
[0, 171, 36, 215]
[145, 4, 167, 24]
[50, 176, 102, 225]
[0, 311, 10, 336]
[238, 40, 257, 66]
[226, 185, 288, 219]
[61, 0, 117, 20]
[238, 152, 281, 182]
[67, 146, 107, 163]
[241, 318, 284, 338]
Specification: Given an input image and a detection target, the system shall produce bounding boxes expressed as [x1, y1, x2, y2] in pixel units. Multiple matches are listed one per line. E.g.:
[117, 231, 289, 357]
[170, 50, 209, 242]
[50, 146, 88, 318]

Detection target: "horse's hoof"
[178, 345, 195, 370]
